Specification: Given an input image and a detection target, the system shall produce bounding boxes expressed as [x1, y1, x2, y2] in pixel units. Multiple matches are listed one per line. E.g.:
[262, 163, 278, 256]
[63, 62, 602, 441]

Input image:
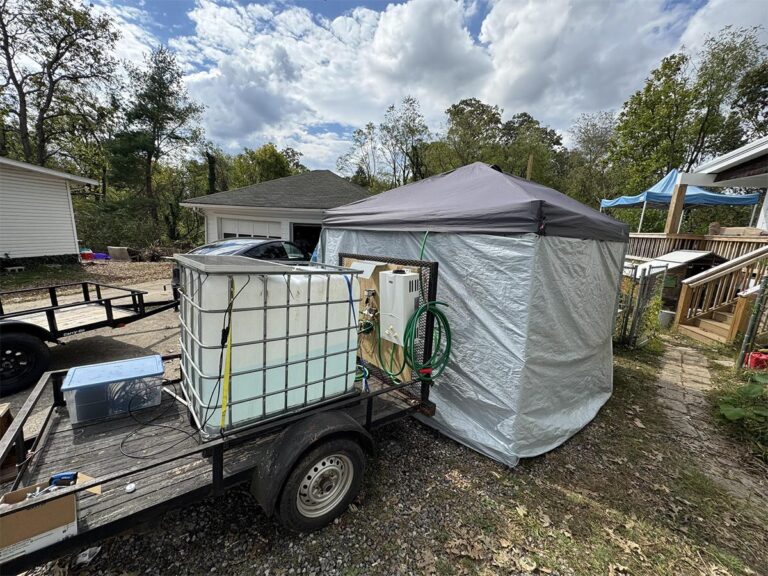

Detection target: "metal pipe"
[637, 200, 647, 233]
[737, 275, 768, 370]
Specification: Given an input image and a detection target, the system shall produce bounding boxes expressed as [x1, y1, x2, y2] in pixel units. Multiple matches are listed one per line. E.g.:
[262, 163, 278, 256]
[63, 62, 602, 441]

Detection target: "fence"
[614, 263, 668, 347]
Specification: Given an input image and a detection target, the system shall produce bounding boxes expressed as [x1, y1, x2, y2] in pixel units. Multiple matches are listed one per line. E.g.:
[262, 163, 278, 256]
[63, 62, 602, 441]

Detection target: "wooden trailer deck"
[16, 375, 415, 536]
[11, 303, 134, 333]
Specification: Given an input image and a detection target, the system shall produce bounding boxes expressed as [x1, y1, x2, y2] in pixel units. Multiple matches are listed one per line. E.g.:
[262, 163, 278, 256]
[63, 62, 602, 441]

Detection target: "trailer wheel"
[275, 437, 365, 533]
[0, 332, 50, 396]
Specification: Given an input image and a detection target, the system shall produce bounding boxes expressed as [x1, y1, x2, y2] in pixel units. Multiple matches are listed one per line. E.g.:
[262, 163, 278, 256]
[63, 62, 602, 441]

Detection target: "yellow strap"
[220, 278, 235, 430]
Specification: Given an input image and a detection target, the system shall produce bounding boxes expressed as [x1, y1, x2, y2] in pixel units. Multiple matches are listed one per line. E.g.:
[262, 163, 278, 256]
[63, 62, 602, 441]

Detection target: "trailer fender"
[0, 321, 55, 343]
[250, 410, 374, 517]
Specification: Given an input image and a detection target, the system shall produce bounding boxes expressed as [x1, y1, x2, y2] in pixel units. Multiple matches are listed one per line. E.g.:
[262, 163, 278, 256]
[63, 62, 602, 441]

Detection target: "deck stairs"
[677, 304, 739, 345]
[674, 245, 768, 345]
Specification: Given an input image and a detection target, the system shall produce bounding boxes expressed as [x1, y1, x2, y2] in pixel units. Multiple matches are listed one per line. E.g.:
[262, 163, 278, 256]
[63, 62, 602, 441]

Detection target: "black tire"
[0, 332, 51, 396]
[276, 437, 365, 533]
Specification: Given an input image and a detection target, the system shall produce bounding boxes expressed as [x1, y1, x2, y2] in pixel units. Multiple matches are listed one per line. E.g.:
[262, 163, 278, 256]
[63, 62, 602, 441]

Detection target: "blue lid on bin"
[62, 355, 164, 390]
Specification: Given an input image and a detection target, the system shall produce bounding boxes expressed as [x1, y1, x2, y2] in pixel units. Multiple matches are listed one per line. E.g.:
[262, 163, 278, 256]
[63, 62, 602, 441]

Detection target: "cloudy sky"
[95, 0, 768, 170]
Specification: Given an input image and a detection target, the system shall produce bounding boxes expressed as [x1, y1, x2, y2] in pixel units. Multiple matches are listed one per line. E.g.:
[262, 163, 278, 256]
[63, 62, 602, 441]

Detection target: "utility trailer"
[0, 353, 434, 573]
[0, 282, 179, 395]
[0, 255, 443, 573]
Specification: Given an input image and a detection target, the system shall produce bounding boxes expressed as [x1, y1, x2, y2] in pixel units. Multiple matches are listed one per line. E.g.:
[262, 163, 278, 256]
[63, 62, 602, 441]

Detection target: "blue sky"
[96, 0, 768, 170]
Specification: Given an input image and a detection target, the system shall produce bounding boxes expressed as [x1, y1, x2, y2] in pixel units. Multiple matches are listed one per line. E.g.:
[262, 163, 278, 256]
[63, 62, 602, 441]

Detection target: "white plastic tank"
[176, 254, 360, 436]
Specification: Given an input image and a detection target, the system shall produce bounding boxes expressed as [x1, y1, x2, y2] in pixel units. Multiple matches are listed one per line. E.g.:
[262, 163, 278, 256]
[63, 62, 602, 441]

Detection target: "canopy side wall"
[321, 229, 537, 466]
[511, 236, 626, 456]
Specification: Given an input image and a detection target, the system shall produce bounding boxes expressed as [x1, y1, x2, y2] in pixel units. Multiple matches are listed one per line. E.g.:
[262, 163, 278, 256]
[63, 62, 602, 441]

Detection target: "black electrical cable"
[119, 380, 200, 460]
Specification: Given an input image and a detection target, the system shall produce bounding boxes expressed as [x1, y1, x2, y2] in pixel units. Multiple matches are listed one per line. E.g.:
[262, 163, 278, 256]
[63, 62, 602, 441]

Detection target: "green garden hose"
[375, 230, 452, 383]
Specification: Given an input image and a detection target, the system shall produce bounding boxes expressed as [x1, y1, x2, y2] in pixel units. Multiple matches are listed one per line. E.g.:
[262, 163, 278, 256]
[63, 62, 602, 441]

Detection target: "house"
[181, 170, 370, 254]
[0, 157, 97, 262]
[613, 135, 767, 345]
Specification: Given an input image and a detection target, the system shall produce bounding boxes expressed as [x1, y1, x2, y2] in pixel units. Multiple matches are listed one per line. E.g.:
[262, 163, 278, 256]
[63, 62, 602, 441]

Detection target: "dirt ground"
[2, 279, 767, 575]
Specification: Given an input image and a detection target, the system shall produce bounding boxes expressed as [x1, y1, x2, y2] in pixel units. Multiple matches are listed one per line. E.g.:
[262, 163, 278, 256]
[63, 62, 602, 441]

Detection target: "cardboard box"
[0, 474, 99, 563]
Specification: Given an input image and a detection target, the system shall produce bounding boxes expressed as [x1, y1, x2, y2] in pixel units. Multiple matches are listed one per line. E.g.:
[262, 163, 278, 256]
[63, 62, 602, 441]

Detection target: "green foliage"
[230, 143, 292, 189]
[716, 372, 768, 461]
[733, 59, 768, 138]
[610, 27, 766, 197]
[0, 0, 119, 167]
[73, 193, 166, 251]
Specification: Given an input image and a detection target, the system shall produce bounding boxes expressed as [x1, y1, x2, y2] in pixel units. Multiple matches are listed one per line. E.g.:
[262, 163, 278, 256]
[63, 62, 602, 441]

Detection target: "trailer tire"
[0, 332, 50, 396]
[275, 437, 365, 533]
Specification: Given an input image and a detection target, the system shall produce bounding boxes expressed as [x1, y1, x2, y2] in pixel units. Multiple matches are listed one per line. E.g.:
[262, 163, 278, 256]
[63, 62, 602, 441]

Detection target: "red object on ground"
[745, 352, 768, 369]
[80, 252, 94, 261]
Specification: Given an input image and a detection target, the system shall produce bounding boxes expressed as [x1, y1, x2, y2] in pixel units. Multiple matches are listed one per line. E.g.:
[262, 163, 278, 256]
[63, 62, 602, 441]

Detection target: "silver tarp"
[320, 230, 626, 466]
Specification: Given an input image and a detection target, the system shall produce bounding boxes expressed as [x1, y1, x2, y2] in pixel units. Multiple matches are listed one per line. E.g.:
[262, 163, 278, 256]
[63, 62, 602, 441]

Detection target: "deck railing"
[673, 246, 768, 334]
[628, 233, 768, 261]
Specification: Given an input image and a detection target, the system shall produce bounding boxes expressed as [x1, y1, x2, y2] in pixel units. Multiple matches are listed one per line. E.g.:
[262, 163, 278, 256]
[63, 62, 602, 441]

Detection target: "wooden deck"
[18, 376, 415, 534]
[10, 303, 133, 332]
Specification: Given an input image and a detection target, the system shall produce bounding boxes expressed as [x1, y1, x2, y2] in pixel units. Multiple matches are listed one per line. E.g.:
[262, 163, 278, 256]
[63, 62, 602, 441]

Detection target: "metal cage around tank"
[175, 255, 363, 436]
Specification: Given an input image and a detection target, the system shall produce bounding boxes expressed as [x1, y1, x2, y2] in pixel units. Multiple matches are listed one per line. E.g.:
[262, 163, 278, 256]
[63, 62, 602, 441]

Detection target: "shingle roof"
[182, 170, 370, 210]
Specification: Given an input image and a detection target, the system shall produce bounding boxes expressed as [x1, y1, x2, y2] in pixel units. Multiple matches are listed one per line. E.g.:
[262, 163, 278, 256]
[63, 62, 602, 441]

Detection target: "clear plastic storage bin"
[62, 355, 164, 425]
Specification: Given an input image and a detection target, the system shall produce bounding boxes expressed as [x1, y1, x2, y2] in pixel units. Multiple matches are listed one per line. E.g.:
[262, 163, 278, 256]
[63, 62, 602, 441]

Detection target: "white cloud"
[680, 0, 768, 53]
[92, 0, 158, 64]
[106, 0, 768, 169]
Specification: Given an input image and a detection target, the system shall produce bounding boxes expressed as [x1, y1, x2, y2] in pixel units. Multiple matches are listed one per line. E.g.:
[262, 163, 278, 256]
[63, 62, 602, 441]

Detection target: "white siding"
[0, 164, 79, 258]
[201, 208, 323, 243]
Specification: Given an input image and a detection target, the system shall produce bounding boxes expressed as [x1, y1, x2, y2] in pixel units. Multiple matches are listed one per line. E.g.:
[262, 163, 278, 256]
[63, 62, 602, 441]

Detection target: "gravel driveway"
[5, 284, 768, 575]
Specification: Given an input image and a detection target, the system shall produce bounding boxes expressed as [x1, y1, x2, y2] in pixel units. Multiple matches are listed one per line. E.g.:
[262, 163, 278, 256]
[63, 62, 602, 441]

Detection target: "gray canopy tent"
[321, 162, 629, 466]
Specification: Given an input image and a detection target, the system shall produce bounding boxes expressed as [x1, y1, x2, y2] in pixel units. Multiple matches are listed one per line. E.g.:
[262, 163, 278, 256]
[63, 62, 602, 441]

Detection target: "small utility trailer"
[0, 354, 434, 573]
[0, 254, 446, 573]
[0, 282, 179, 395]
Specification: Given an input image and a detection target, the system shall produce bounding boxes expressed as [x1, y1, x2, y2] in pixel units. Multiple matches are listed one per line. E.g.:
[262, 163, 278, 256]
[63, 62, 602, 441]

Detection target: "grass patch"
[711, 369, 768, 462]
[0, 262, 88, 292]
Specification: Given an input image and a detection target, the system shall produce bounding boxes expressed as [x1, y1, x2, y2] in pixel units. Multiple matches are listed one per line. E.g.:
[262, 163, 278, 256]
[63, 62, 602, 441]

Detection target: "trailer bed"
[21, 381, 413, 534]
[9, 303, 135, 333]
[1, 359, 420, 572]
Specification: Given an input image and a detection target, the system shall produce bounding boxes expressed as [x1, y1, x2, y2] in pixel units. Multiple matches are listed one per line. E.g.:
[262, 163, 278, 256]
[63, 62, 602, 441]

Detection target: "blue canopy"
[600, 170, 761, 209]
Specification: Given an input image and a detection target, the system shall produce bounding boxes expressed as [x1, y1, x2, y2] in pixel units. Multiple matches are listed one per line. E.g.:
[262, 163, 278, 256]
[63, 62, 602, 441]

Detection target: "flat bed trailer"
[0, 354, 433, 574]
[0, 282, 179, 394]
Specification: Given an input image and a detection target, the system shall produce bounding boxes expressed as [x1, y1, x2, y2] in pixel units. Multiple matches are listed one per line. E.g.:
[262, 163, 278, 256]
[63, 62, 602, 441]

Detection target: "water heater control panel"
[379, 269, 420, 346]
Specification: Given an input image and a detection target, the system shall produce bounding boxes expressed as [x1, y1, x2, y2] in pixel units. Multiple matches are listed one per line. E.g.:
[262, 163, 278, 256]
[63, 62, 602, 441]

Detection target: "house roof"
[0, 156, 98, 185]
[694, 135, 768, 175]
[182, 170, 370, 210]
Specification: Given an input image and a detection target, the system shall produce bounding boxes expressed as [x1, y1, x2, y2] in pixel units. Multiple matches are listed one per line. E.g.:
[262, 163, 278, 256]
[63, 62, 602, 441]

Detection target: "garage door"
[220, 218, 282, 239]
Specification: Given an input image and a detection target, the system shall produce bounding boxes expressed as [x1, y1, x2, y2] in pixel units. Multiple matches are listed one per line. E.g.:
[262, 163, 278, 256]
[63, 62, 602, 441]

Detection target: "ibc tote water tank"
[175, 254, 360, 437]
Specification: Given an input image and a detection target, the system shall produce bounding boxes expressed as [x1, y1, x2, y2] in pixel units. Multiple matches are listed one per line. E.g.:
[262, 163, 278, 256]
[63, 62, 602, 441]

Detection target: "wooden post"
[526, 154, 534, 180]
[673, 283, 693, 329]
[664, 181, 687, 234]
[729, 294, 755, 344]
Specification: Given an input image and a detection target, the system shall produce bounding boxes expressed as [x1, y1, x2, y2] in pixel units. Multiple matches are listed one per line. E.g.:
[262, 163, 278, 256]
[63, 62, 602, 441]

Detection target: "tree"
[281, 146, 308, 174]
[566, 111, 618, 207]
[230, 143, 292, 189]
[444, 98, 502, 166]
[611, 26, 765, 192]
[733, 59, 768, 138]
[0, 0, 118, 166]
[337, 122, 380, 184]
[117, 47, 203, 221]
[378, 97, 429, 187]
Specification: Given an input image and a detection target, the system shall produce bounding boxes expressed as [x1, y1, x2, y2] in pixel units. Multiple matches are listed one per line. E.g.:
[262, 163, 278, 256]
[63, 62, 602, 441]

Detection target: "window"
[283, 242, 306, 260]
[219, 218, 281, 239]
[244, 242, 287, 260]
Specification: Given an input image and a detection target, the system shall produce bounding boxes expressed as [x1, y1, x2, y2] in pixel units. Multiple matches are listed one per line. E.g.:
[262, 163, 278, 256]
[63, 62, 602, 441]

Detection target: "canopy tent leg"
[749, 202, 758, 227]
[677, 209, 685, 233]
[637, 200, 647, 233]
